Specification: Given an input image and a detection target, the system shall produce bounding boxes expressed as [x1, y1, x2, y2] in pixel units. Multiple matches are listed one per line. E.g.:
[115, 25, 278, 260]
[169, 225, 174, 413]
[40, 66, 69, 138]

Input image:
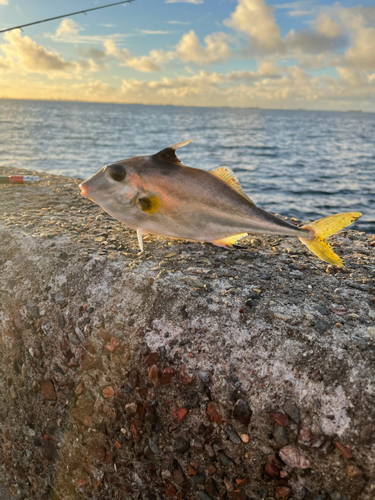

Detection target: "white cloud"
[285, 28, 345, 55]
[45, 31, 132, 45]
[227, 61, 282, 82]
[316, 14, 342, 38]
[227, 70, 258, 81]
[106, 29, 231, 68]
[1, 65, 374, 111]
[148, 48, 175, 64]
[276, 1, 316, 18]
[175, 30, 231, 64]
[224, 0, 348, 66]
[2, 31, 76, 72]
[165, 0, 203, 4]
[55, 19, 81, 38]
[0, 55, 11, 69]
[104, 40, 160, 72]
[137, 30, 173, 35]
[345, 26, 375, 71]
[1, 31, 101, 75]
[338, 8, 375, 71]
[258, 58, 281, 76]
[167, 21, 191, 25]
[224, 0, 281, 51]
[76, 46, 107, 62]
[0, 78, 122, 103]
[116, 67, 375, 110]
[336, 67, 364, 87]
[121, 70, 224, 101]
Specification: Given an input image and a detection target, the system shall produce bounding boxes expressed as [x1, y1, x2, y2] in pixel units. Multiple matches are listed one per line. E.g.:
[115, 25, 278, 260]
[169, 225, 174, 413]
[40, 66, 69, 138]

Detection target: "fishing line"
[0, 0, 136, 34]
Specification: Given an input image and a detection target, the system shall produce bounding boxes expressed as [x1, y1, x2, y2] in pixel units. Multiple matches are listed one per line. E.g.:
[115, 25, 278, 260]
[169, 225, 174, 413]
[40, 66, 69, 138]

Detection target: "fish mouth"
[79, 182, 88, 198]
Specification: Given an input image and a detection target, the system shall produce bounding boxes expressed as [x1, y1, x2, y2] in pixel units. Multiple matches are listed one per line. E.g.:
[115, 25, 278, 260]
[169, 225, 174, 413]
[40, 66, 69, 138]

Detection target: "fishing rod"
[0, 0, 136, 34]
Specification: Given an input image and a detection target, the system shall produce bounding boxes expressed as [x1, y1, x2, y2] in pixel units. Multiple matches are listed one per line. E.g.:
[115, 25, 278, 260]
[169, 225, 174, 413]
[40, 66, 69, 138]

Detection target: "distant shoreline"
[0, 97, 372, 114]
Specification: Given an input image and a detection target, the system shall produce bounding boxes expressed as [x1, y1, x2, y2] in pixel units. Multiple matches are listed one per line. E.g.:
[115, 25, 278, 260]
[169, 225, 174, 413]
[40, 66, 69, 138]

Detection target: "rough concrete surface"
[0, 166, 374, 500]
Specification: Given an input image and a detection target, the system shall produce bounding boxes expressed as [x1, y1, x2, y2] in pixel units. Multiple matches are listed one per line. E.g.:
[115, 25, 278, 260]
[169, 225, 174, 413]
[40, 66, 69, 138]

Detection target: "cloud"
[1, 31, 103, 74]
[97, 2, 374, 82]
[257, 58, 281, 76]
[71, 80, 119, 100]
[0, 0, 9, 5]
[165, 0, 203, 4]
[76, 46, 107, 62]
[316, 14, 342, 38]
[148, 48, 175, 64]
[345, 26, 375, 71]
[55, 19, 81, 38]
[175, 30, 231, 64]
[121, 70, 224, 101]
[224, 0, 348, 68]
[285, 28, 345, 55]
[2, 31, 76, 72]
[0, 55, 11, 69]
[116, 67, 375, 110]
[336, 67, 364, 88]
[148, 70, 224, 90]
[224, 0, 281, 51]
[167, 21, 191, 25]
[1, 65, 374, 111]
[227, 59, 281, 82]
[0, 78, 122, 103]
[1, 0, 375, 111]
[45, 31, 132, 45]
[137, 30, 173, 35]
[104, 40, 160, 72]
[295, 52, 341, 71]
[105, 29, 231, 68]
[227, 70, 258, 81]
[338, 8, 375, 71]
[276, 1, 316, 18]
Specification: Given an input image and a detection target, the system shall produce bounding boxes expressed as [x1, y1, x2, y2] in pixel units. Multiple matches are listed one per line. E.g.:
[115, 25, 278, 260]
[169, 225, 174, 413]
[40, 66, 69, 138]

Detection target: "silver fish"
[80, 140, 361, 265]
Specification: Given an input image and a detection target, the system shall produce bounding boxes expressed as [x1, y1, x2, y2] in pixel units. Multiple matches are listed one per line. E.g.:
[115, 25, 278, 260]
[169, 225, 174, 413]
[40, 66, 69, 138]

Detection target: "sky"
[0, 0, 374, 110]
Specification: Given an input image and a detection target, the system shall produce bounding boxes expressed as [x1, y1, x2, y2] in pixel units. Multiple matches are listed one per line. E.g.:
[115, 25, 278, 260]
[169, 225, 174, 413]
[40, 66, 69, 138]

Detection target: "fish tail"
[298, 212, 362, 266]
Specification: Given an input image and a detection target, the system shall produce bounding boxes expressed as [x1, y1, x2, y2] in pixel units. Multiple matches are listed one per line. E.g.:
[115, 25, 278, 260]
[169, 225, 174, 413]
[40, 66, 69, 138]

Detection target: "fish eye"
[109, 164, 126, 182]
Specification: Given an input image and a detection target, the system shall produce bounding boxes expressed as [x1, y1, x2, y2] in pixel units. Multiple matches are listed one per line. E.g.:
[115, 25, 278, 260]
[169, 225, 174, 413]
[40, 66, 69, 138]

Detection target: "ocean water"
[0, 99, 374, 233]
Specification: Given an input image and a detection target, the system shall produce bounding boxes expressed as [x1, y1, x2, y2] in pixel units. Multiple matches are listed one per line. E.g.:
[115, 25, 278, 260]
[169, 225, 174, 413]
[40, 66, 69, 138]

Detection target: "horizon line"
[0, 96, 371, 114]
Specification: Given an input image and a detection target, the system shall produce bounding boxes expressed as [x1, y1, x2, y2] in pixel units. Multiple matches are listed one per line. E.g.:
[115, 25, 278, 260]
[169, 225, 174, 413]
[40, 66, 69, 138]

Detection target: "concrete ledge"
[1, 167, 375, 500]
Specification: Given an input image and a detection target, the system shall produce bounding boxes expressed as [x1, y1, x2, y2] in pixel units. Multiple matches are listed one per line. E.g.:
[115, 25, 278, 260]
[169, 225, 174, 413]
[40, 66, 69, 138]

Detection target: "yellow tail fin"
[299, 212, 361, 266]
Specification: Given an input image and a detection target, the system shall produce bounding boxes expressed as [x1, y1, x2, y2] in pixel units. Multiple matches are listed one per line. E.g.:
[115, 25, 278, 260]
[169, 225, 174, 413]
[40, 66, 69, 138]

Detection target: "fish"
[79, 140, 361, 266]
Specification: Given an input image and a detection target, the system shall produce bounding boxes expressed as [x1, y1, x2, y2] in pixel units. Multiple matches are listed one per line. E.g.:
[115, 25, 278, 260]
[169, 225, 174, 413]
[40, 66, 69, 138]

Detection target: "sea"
[0, 99, 374, 233]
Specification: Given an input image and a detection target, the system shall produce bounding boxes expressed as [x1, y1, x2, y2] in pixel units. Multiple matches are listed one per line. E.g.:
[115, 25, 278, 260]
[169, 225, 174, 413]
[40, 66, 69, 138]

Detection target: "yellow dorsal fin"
[211, 233, 248, 248]
[210, 166, 255, 204]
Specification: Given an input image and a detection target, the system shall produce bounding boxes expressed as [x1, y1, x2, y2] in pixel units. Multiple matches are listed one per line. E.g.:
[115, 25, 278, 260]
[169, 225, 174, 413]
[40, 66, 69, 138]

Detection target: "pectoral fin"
[211, 233, 248, 248]
[137, 229, 143, 252]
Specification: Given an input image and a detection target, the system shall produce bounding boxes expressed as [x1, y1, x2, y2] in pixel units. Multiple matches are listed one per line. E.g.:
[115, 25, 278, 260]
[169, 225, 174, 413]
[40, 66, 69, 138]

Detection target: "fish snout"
[79, 181, 89, 198]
